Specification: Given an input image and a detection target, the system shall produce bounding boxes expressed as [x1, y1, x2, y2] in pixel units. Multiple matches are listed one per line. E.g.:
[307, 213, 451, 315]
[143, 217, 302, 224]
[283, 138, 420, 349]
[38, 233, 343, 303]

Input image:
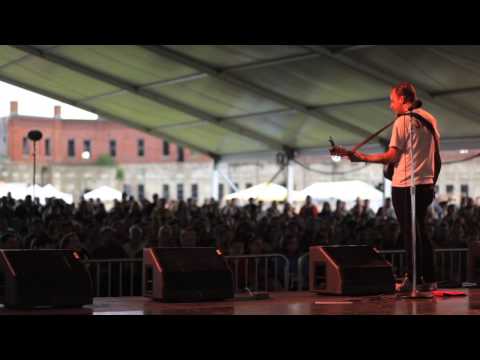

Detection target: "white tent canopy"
[25, 184, 73, 204]
[83, 186, 122, 202]
[299, 180, 384, 212]
[225, 182, 292, 202]
[0, 182, 28, 199]
[0, 183, 73, 204]
[26, 184, 45, 200]
[41, 184, 74, 204]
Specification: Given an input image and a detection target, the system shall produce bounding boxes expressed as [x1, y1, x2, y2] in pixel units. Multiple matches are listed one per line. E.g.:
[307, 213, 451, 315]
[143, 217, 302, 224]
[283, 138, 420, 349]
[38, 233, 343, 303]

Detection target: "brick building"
[6, 101, 209, 165]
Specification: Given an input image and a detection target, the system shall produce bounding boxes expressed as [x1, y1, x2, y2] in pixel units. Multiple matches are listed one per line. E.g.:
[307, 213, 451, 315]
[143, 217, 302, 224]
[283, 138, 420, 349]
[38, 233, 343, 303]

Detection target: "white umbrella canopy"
[0, 183, 28, 199]
[290, 190, 311, 203]
[0, 183, 73, 204]
[83, 186, 122, 202]
[300, 180, 384, 211]
[225, 182, 289, 202]
[24, 184, 74, 205]
[42, 184, 74, 204]
[42, 184, 58, 197]
[26, 184, 45, 197]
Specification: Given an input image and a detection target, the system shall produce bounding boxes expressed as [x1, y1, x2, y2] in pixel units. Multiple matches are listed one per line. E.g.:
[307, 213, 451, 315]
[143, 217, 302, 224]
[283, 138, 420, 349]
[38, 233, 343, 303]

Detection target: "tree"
[96, 154, 116, 166]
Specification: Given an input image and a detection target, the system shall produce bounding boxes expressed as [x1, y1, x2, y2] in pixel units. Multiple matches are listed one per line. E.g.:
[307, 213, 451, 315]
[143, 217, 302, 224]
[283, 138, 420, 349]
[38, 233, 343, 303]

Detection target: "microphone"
[27, 130, 43, 142]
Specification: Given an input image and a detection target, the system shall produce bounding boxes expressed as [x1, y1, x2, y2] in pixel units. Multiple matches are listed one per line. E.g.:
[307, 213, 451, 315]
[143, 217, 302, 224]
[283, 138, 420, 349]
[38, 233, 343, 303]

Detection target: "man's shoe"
[417, 282, 438, 292]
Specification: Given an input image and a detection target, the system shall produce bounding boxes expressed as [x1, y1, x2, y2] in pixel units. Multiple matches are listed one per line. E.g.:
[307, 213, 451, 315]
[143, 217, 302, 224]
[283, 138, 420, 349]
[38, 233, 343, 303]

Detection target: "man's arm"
[349, 147, 399, 164]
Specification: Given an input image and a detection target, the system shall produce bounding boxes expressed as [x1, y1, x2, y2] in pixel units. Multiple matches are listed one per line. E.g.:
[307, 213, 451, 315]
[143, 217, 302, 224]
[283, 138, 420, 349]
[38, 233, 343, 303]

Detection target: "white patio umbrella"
[225, 182, 289, 202]
[300, 180, 384, 211]
[83, 186, 122, 202]
[26, 184, 45, 198]
[42, 184, 74, 204]
[0, 183, 28, 199]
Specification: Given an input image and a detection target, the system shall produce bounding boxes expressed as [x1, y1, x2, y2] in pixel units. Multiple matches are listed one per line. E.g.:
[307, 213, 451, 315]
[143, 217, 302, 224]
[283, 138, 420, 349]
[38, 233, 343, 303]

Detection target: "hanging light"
[81, 151, 91, 160]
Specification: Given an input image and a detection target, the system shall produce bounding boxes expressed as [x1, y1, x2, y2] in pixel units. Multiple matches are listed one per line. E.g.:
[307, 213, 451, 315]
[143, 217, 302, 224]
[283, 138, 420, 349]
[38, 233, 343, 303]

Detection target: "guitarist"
[331, 82, 441, 293]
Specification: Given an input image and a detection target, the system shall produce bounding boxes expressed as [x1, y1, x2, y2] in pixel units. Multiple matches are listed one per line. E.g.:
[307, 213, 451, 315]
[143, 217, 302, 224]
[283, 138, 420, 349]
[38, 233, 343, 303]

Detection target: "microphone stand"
[28, 130, 43, 202]
[32, 139, 37, 199]
[404, 113, 432, 299]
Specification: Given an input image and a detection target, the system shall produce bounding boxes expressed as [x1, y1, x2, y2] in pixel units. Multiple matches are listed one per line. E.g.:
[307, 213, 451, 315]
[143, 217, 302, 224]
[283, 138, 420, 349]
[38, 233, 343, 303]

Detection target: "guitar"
[328, 137, 353, 159]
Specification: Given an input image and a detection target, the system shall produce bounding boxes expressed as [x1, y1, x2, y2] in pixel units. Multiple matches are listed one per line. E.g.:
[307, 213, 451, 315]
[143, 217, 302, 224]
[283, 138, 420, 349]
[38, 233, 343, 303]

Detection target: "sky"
[0, 80, 98, 120]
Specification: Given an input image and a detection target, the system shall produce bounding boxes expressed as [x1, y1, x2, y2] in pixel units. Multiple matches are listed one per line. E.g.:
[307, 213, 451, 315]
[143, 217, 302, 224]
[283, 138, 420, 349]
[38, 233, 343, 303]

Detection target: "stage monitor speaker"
[0, 250, 93, 309]
[309, 245, 395, 296]
[143, 248, 234, 302]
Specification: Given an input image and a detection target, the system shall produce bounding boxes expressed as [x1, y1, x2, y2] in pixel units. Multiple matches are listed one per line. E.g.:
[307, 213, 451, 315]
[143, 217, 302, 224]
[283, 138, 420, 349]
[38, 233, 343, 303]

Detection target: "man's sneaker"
[395, 278, 412, 293]
[417, 282, 438, 292]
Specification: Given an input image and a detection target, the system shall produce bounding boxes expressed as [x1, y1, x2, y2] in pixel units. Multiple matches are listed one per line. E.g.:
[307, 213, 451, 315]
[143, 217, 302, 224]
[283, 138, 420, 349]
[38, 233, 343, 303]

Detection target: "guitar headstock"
[328, 136, 335, 148]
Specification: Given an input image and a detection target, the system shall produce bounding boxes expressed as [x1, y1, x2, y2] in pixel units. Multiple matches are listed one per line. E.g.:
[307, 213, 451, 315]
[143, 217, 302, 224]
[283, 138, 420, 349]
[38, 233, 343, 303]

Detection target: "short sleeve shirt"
[389, 108, 440, 188]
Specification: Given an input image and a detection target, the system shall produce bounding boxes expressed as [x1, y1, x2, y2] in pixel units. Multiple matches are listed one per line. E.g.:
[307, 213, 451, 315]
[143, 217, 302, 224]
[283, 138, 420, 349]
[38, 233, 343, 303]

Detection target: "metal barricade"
[84, 249, 469, 297]
[378, 250, 407, 278]
[224, 254, 290, 293]
[434, 248, 469, 284]
[296, 253, 309, 291]
[84, 259, 143, 297]
[85, 254, 290, 297]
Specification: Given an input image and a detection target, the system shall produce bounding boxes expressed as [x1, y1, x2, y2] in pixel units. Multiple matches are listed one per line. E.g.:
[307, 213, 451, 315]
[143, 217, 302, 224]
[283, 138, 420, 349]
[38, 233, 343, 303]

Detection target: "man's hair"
[393, 82, 417, 104]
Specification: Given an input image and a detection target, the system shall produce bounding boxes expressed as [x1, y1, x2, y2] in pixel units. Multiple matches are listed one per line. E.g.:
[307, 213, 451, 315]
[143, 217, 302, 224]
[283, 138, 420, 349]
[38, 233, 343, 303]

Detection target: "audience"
[0, 192, 477, 293]
[0, 192, 477, 254]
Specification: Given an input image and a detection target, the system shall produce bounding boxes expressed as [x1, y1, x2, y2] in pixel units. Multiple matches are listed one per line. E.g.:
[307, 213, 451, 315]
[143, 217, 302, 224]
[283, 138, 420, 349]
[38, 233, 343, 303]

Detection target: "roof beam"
[0, 45, 63, 71]
[223, 51, 321, 72]
[334, 45, 377, 54]
[10, 45, 289, 153]
[0, 73, 220, 159]
[78, 73, 209, 103]
[223, 97, 389, 122]
[307, 45, 480, 126]
[431, 86, 480, 98]
[80, 49, 323, 97]
[141, 45, 381, 142]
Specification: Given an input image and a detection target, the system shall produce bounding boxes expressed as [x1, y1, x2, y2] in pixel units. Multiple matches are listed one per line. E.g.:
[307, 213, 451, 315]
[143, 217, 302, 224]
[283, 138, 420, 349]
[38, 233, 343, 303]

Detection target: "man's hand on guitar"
[329, 146, 365, 163]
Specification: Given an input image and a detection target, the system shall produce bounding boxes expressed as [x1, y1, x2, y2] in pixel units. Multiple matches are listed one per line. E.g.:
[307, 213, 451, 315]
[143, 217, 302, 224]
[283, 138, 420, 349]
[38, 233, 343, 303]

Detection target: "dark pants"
[392, 184, 435, 283]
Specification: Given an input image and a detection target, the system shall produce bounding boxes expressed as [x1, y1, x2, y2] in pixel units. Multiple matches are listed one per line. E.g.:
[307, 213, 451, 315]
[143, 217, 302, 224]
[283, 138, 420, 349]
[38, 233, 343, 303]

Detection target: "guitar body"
[383, 162, 394, 181]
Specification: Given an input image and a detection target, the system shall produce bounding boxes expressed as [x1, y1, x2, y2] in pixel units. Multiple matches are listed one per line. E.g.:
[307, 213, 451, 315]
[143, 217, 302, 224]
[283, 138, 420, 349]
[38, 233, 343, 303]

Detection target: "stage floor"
[2, 290, 480, 315]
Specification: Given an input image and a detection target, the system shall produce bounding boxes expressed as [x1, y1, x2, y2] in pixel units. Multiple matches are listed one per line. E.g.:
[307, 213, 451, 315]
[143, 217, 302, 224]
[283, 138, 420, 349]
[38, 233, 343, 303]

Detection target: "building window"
[218, 184, 224, 200]
[138, 184, 145, 199]
[191, 184, 198, 200]
[83, 139, 91, 155]
[163, 184, 170, 200]
[109, 140, 116, 158]
[138, 139, 145, 157]
[461, 184, 469, 197]
[177, 184, 184, 201]
[22, 137, 29, 155]
[177, 146, 184, 162]
[446, 185, 454, 194]
[163, 141, 170, 156]
[68, 139, 75, 158]
[45, 138, 51, 157]
[246, 183, 253, 189]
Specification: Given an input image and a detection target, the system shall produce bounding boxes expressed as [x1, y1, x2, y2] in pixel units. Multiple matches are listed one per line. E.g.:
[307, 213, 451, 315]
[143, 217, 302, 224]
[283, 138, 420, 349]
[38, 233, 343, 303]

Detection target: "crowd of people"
[0, 191, 478, 293]
[0, 191, 479, 259]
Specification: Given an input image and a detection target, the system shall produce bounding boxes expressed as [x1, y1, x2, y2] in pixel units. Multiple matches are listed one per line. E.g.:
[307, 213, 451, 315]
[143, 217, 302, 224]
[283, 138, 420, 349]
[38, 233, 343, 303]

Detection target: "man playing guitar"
[330, 82, 441, 294]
